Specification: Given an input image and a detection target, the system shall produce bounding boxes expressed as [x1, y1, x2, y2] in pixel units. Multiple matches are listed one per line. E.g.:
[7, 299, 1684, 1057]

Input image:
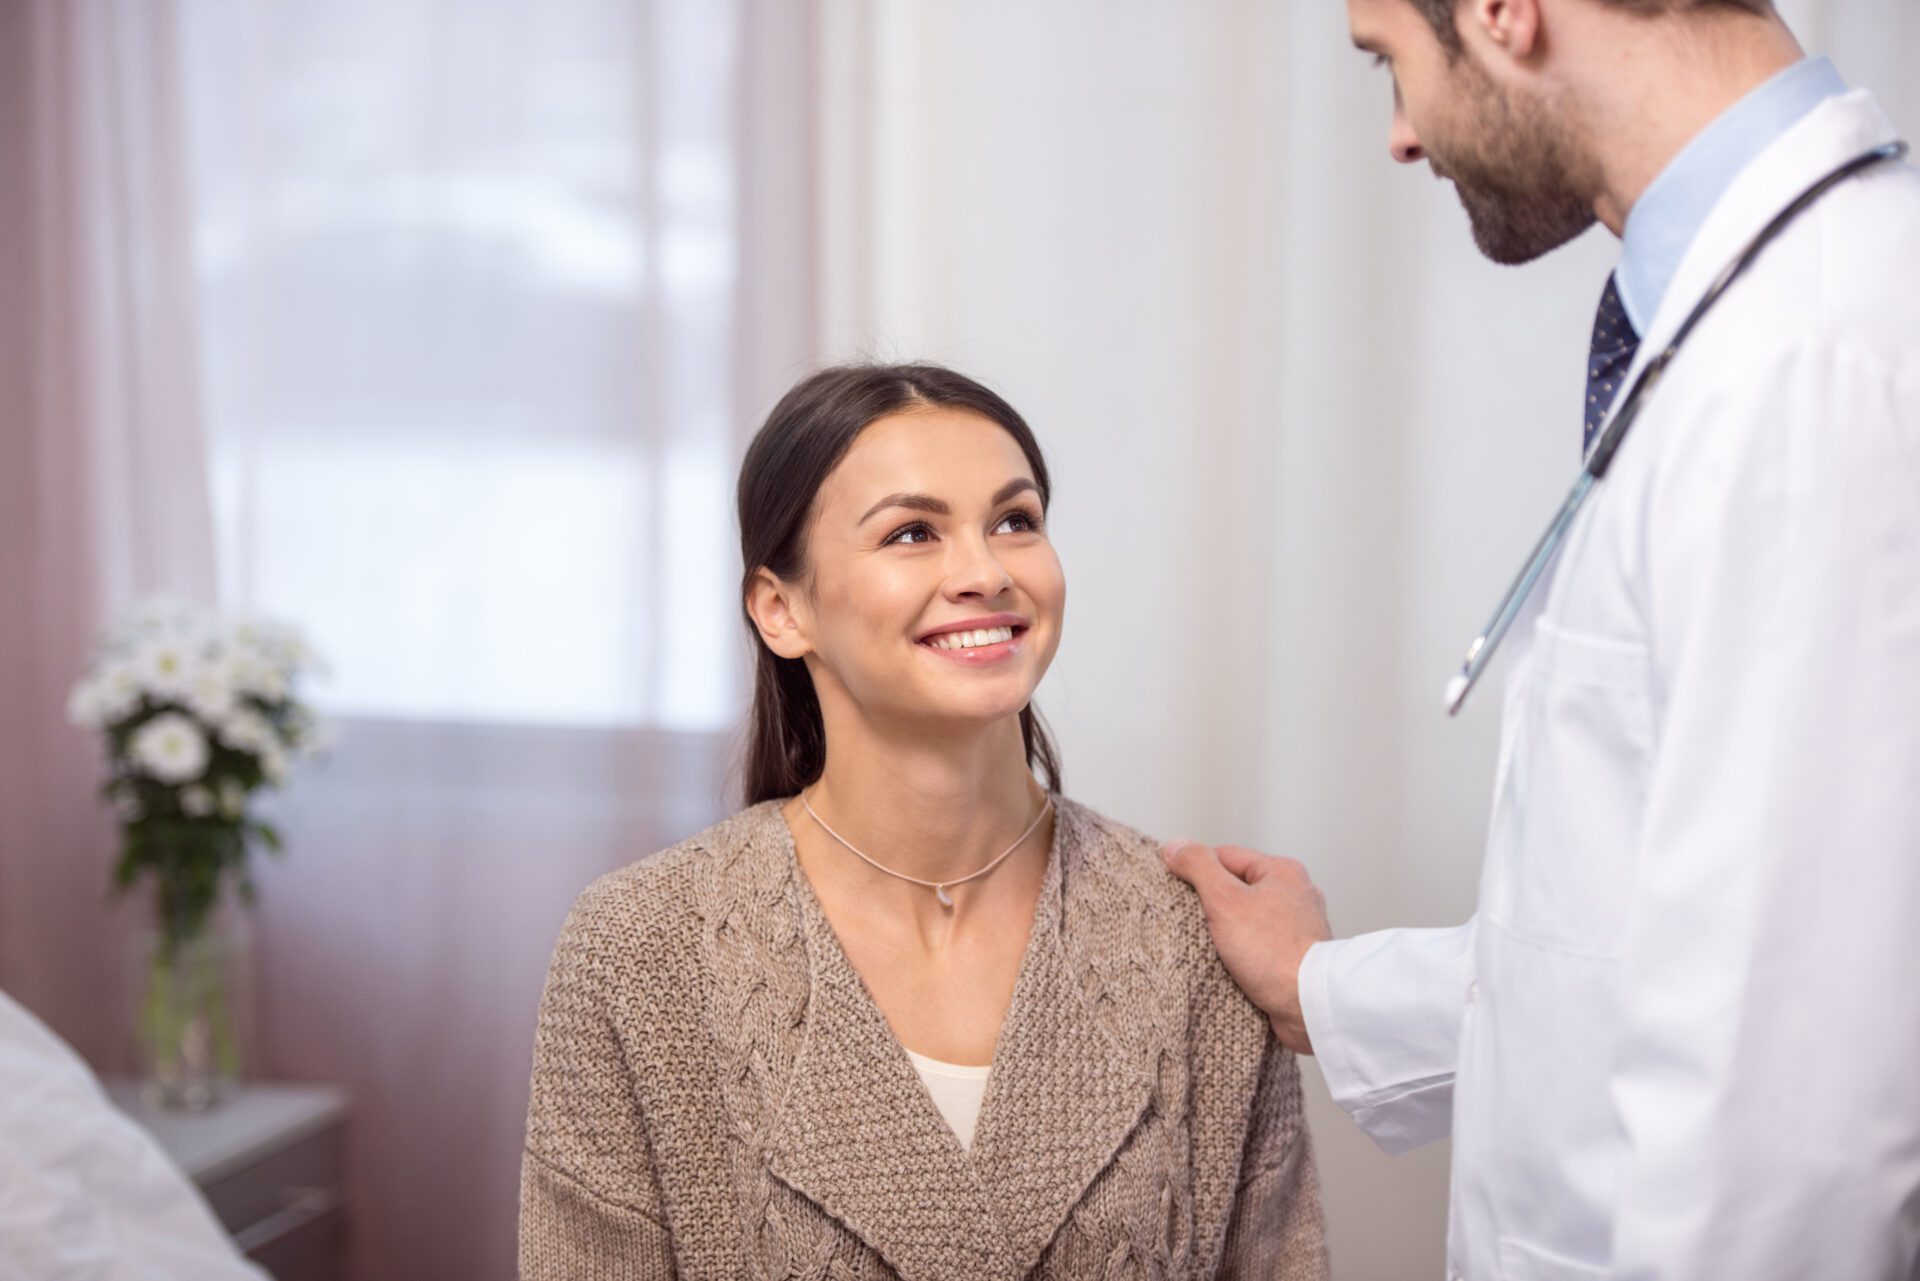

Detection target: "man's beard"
[1431, 59, 1597, 266]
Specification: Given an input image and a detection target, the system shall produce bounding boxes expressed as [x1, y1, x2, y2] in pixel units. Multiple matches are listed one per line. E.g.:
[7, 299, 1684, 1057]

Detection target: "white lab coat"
[0, 988, 267, 1281]
[1298, 89, 1920, 1281]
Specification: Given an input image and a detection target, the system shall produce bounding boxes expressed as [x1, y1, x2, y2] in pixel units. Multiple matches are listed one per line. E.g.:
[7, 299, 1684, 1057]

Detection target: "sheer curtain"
[176, 3, 815, 1279]
[815, 2, 1920, 1276]
[181, 0, 744, 730]
[0, 0, 216, 1064]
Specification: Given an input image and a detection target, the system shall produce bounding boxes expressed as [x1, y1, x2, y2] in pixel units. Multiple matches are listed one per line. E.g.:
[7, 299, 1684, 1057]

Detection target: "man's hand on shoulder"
[1160, 840, 1331, 1055]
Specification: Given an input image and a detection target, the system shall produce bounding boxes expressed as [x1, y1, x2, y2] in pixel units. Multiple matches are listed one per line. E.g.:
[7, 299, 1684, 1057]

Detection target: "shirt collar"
[1615, 55, 1847, 335]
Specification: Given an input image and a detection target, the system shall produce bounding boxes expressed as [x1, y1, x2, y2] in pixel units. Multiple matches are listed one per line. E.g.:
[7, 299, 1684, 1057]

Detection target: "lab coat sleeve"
[1608, 338, 1920, 1280]
[1297, 919, 1474, 1154]
[0, 989, 268, 1281]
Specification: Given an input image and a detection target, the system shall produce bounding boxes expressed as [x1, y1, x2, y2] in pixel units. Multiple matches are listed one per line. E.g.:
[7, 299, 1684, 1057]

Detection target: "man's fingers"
[1213, 843, 1270, 879]
[1159, 839, 1246, 905]
[1217, 845, 1320, 901]
[1163, 840, 1289, 888]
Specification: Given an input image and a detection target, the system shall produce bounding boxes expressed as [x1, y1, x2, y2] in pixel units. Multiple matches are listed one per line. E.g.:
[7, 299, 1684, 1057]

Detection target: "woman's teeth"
[928, 626, 1016, 651]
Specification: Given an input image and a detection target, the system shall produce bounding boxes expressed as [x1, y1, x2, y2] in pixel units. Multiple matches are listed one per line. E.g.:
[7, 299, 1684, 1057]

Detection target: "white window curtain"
[180, 0, 754, 730]
[162, 4, 818, 1278]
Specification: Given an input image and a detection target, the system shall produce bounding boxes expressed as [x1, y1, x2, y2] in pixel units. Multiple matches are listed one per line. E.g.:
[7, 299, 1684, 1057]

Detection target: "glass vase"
[130, 914, 253, 1111]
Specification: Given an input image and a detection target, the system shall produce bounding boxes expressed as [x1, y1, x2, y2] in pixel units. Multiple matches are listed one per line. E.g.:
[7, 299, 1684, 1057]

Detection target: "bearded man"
[1165, 2, 1920, 1278]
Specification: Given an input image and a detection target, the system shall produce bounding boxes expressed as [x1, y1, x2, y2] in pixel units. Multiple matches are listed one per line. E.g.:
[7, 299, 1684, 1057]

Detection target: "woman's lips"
[918, 626, 1026, 665]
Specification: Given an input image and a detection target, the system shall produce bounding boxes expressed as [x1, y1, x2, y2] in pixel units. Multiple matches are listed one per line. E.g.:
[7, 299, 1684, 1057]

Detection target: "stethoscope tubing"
[1444, 138, 1911, 718]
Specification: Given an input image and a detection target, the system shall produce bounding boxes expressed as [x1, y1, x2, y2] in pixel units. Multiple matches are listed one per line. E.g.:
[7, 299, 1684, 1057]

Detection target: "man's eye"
[885, 522, 935, 546]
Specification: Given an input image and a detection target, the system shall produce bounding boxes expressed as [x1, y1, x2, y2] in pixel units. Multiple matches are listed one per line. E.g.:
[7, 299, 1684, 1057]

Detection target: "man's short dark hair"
[1407, 0, 1776, 56]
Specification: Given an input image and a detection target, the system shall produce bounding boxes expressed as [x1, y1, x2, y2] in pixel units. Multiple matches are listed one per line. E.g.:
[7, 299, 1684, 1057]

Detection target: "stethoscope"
[1443, 138, 1910, 716]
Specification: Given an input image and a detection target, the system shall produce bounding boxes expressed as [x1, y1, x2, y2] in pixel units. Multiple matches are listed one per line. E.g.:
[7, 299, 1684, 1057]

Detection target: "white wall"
[814, 3, 1920, 1276]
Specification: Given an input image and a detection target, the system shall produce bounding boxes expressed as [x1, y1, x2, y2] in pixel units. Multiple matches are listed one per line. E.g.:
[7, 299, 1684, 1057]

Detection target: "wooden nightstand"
[106, 1080, 351, 1281]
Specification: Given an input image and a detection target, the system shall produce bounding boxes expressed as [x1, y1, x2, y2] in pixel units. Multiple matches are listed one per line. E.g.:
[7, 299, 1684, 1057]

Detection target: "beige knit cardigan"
[519, 795, 1329, 1280]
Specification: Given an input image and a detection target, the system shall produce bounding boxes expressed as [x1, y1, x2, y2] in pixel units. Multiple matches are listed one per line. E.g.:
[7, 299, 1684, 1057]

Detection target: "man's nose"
[1389, 103, 1425, 165]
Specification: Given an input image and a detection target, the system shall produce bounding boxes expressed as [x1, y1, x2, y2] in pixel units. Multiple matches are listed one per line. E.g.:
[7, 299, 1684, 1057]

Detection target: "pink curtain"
[0, 0, 216, 1065]
[1, 3, 819, 1279]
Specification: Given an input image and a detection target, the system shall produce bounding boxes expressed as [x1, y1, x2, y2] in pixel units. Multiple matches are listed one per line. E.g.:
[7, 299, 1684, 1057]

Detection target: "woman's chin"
[900, 685, 1040, 735]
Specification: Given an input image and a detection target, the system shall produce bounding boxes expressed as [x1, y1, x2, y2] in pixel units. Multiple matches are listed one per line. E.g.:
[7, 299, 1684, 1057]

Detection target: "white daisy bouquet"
[67, 596, 336, 951]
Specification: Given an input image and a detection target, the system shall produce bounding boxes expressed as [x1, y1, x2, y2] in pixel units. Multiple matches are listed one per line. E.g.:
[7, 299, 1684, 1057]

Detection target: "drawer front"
[201, 1123, 346, 1240]
[242, 1192, 347, 1281]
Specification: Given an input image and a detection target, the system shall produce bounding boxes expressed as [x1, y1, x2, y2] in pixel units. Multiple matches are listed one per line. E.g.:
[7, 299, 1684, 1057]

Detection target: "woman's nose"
[945, 536, 1013, 599]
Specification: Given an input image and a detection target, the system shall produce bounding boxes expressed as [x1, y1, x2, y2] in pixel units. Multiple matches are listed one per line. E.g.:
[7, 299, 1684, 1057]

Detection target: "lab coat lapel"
[1616, 90, 1903, 407]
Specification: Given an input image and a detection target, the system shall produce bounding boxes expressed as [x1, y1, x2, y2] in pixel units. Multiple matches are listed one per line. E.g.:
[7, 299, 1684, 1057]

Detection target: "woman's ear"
[745, 567, 812, 660]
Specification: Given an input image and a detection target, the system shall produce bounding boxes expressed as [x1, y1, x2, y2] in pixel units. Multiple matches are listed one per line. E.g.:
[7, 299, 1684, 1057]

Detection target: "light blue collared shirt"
[1615, 55, 1848, 335]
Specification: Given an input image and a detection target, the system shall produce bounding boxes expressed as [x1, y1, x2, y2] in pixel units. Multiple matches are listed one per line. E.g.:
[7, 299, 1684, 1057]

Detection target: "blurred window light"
[180, 0, 742, 730]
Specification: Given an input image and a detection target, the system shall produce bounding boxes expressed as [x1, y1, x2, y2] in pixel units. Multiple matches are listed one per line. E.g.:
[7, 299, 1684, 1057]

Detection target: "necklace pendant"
[935, 884, 954, 908]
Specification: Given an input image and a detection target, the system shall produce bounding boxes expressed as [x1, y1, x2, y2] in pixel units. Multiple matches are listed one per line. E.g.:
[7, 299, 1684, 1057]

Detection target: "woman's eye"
[884, 522, 935, 546]
[995, 510, 1042, 534]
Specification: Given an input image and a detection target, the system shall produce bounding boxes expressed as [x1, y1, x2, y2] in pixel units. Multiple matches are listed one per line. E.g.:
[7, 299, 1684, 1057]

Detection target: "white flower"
[218, 708, 277, 756]
[128, 712, 209, 784]
[130, 636, 201, 703]
[182, 659, 239, 724]
[68, 661, 147, 729]
[227, 651, 288, 703]
[81, 604, 328, 825]
[256, 617, 332, 682]
[218, 778, 247, 820]
[99, 661, 147, 717]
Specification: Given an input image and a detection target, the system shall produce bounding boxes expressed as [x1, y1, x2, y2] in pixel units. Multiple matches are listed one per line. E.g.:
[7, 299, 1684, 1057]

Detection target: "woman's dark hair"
[736, 362, 1063, 805]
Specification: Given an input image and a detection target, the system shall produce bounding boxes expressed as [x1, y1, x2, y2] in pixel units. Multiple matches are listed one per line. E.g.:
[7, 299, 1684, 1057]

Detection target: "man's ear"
[1464, 0, 1542, 62]
[745, 567, 813, 660]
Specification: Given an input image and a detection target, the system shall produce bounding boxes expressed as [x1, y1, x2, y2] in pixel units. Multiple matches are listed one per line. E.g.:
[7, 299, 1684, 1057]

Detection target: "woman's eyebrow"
[992, 477, 1039, 506]
[858, 477, 1038, 526]
[858, 492, 948, 524]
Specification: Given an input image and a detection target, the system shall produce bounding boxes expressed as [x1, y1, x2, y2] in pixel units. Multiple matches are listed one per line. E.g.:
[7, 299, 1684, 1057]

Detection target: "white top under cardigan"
[905, 1048, 990, 1149]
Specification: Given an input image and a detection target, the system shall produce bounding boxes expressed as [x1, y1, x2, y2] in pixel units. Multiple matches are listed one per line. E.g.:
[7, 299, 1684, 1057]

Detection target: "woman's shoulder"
[555, 800, 792, 969]
[1053, 795, 1213, 964]
[1057, 794, 1274, 1013]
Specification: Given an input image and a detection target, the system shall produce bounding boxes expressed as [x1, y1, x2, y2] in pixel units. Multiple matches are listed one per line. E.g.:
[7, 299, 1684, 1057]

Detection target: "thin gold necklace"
[798, 789, 1053, 909]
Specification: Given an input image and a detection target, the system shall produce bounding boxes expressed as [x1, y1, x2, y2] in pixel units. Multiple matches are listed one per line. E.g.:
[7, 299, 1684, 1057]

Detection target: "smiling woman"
[517, 363, 1330, 1280]
[736, 365, 1064, 805]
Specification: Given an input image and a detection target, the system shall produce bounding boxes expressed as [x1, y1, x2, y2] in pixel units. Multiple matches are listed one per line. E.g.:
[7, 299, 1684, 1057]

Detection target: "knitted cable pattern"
[519, 796, 1329, 1281]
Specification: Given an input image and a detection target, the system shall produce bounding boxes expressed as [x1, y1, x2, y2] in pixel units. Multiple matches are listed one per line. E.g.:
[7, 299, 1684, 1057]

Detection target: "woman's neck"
[801, 713, 1046, 890]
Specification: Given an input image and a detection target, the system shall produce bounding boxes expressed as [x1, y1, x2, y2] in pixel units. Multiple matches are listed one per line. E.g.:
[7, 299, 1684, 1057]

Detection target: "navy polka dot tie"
[1585, 273, 1640, 455]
